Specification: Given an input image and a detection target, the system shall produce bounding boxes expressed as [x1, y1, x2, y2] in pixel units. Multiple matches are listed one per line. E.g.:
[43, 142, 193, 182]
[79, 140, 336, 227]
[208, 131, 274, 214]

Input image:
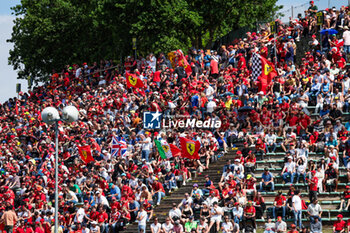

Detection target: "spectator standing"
[0, 206, 17, 233]
[308, 171, 319, 202]
[137, 206, 148, 233]
[292, 190, 302, 229]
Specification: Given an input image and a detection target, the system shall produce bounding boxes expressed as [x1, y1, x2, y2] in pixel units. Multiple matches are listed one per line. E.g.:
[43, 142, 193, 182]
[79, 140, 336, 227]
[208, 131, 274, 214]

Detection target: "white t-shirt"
[343, 30, 350, 46]
[142, 137, 152, 151]
[284, 162, 296, 173]
[74, 207, 86, 223]
[169, 208, 182, 219]
[297, 164, 306, 173]
[162, 223, 174, 233]
[222, 222, 233, 233]
[265, 134, 276, 144]
[150, 223, 162, 233]
[205, 86, 215, 100]
[138, 210, 148, 226]
[292, 195, 302, 211]
[207, 101, 216, 113]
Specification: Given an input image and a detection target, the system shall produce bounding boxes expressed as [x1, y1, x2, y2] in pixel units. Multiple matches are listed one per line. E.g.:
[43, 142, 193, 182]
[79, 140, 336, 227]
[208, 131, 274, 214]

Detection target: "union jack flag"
[111, 136, 127, 157]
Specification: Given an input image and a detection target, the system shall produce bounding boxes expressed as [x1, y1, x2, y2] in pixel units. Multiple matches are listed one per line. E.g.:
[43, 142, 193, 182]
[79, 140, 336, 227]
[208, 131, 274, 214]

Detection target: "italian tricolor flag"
[155, 140, 181, 159]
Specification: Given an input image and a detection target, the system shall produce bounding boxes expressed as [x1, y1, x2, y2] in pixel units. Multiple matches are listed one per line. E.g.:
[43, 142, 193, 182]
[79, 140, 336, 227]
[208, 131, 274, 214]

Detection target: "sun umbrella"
[320, 28, 338, 35]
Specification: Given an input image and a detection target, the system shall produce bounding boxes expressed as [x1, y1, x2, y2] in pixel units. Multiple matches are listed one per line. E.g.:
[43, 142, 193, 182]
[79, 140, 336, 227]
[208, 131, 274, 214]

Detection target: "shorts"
[138, 225, 146, 233]
[326, 178, 336, 185]
[210, 216, 222, 222]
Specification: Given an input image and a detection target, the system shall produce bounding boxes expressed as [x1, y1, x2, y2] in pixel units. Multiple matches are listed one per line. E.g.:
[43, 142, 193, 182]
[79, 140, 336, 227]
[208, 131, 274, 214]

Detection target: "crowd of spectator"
[1, 1, 350, 233]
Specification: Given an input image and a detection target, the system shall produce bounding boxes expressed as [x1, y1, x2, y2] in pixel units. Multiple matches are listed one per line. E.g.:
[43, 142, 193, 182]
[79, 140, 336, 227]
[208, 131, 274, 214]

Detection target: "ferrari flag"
[78, 145, 95, 163]
[125, 72, 144, 88]
[179, 137, 201, 160]
[251, 53, 277, 94]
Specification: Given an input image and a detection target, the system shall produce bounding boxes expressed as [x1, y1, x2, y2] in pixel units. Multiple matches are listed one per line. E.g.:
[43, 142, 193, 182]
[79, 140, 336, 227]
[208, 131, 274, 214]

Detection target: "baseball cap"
[338, 214, 343, 218]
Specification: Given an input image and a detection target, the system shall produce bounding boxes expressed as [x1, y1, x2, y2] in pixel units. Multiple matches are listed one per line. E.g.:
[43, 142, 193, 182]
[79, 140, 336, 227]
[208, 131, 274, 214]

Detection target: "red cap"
[312, 34, 316, 38]
[338, 214, 343, 218]
[311, 170, 316, 175]
[236, 151, 242, 155]
[291, 224, 296, 228]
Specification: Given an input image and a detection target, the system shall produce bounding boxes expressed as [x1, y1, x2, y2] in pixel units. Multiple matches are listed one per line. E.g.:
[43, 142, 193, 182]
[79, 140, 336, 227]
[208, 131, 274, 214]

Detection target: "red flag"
[125, 72, 144, 88]
[169, 144, 181, 157]
[91, 138, 101, 153]
[257, 55, 277, 94]
[78, 145, 95, 163]
[15, 101, 19, 115]
[177, 50, 192, 76]
[179, 137, 201, 160]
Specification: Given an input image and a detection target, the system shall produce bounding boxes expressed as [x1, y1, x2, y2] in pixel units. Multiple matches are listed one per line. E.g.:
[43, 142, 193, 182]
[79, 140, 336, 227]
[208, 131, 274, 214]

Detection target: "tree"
[8, 0, 281, 81]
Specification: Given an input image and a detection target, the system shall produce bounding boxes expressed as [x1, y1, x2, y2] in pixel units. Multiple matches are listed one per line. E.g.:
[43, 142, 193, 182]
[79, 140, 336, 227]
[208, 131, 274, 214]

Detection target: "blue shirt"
[277, 96, 290, 104]
[345, 122, 350, 131]
[262, 172, 273, 182]
[110, 186, 121, 200]
[191, 95, 199, 108]
[320, 109, 329, 117]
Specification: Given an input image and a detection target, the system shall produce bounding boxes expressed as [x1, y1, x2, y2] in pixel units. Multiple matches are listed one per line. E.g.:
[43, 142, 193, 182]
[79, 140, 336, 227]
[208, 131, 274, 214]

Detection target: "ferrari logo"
[264, 64, 272, 75]
[162, 145, 169, 153]
[186, 142, 195, 155]
[82, 150, 87, 159]
[128, 75, 137, 86]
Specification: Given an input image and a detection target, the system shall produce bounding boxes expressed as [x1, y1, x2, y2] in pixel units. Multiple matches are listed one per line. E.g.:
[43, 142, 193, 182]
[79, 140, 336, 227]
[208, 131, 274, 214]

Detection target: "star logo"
[143, 111, 162, 129]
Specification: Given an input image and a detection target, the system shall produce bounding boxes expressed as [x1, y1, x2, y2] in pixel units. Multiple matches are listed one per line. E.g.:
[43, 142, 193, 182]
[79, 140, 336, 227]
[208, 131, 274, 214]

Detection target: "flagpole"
[274, 32, 277, 67]
[54, 120, 59, 233]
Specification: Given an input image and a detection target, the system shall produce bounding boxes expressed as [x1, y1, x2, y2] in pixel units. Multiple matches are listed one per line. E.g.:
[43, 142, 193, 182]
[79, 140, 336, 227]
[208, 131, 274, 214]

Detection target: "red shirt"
[344, 190, 350, 199]
[309, 176, 318, 191]
[153, 71, 161, 82]
[346, 219, 350, 226]
[244, 206, 256, 215]
[97, 212, 108, 223]
[334, 220, 346, 231]
[274, 195, 286, 206]
[210, 60, 219, 74]
[152, 182, 165, 193]
[287, 116, 298, 126]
